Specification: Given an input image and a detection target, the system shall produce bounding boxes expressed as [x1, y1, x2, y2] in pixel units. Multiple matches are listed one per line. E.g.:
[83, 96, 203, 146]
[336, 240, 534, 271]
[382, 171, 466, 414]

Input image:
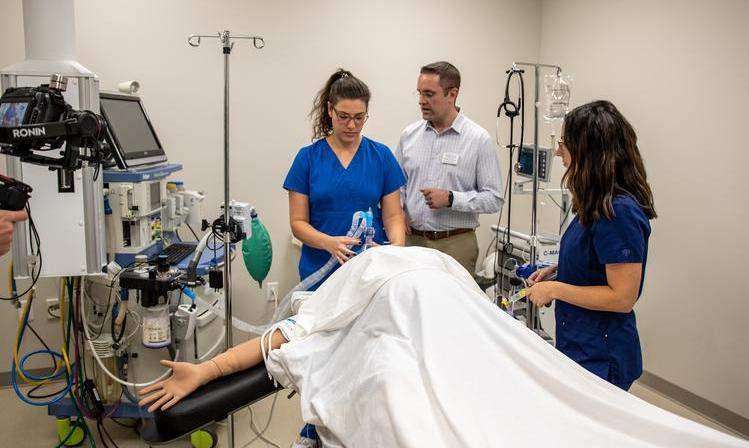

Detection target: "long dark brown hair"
[309, 69, 370, 141]
[562, 100, 656, 225]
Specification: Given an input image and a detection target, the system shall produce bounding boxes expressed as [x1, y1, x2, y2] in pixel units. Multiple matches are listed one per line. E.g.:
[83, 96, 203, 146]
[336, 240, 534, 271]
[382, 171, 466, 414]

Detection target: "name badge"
[441, 152, 459, 165]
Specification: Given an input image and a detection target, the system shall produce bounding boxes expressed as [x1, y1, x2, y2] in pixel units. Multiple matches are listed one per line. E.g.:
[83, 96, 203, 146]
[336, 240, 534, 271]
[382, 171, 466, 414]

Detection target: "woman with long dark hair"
[283, 69, 406, 292]
[527, 100, 656, 390]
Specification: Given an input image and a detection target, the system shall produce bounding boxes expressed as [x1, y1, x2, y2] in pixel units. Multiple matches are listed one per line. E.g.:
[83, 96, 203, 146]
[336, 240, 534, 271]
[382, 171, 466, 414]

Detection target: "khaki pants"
[406, 230, 479, 275]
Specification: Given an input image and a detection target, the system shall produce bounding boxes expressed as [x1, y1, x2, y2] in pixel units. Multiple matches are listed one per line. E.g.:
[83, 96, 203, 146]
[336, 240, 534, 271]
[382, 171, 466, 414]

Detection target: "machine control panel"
[516, 144, 553, 182]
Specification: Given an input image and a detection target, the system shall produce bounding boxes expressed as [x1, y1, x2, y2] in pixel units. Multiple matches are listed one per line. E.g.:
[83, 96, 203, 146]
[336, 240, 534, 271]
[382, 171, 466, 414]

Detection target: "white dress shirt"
[396, 111, 503, 231]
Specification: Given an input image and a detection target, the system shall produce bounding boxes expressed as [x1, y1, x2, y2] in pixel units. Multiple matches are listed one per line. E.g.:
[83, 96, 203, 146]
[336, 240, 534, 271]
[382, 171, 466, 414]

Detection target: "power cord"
[186, 222, 201, 240]
[1, 204, 41, 301]
[242, 391, 281, 448]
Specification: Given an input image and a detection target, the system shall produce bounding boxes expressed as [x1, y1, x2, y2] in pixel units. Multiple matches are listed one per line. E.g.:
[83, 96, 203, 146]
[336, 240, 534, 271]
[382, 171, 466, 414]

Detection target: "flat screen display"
[99, 96, 165, 161]
[0, 102, 29, 127]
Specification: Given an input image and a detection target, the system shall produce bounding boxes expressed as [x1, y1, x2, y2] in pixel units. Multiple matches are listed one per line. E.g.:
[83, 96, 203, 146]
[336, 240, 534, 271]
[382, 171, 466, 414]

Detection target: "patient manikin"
[137, 244, 457, 413]
[138, 307, 303, 413]
[141, 246, 748, 448]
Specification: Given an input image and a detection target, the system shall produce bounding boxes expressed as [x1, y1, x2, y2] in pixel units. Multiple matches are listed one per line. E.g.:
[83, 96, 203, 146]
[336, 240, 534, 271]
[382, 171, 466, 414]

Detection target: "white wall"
[0, 0, 542, 370]
[539, 0, 749, 418]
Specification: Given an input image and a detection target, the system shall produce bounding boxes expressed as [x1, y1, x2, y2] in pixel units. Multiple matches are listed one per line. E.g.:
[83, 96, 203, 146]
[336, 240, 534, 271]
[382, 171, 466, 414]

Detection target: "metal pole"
[491, 225, 559, 246]
[561, 189, 570, 231]
[512, 61, 563, 332]
[526, 64, 540, 331]
[187, 30, 263, 448]
[220, 29, 235, 448]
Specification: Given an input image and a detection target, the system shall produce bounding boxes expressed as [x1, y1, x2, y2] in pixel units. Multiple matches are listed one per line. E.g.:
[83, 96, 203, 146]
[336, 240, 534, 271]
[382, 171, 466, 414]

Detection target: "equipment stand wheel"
[55, 417, 86, 447]
[190, 427, 218, 448]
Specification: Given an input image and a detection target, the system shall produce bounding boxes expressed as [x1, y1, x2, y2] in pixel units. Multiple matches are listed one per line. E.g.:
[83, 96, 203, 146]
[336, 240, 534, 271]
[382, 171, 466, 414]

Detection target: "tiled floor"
[0, 386, 303, 447]
[0, 381, 744, 447]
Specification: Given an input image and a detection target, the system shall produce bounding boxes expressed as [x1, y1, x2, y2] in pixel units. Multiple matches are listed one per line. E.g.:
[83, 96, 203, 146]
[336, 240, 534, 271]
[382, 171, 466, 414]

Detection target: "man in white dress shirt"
[396, 61, 503, 273]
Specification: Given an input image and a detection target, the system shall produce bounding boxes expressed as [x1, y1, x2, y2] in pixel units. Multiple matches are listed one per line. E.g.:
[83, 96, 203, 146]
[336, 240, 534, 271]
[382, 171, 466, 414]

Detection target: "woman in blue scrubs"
[527, 100, 656, 391]
[284, 69, 406, 447]
[284, 69, 406, 289]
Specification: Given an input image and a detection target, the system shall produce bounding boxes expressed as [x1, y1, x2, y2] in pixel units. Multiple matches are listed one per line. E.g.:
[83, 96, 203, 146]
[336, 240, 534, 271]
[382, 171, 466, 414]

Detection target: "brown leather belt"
[410, 227, 473, 241]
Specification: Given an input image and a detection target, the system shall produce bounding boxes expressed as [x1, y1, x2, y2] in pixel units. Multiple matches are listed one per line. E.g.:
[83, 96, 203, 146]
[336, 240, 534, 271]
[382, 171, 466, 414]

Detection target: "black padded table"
[140, 364, 283, 444]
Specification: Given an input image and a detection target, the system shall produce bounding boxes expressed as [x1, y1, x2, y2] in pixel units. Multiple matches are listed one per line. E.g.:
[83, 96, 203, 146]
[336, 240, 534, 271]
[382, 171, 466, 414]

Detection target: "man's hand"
[420, 188, 451, 209]
[0, 210, 28, 256]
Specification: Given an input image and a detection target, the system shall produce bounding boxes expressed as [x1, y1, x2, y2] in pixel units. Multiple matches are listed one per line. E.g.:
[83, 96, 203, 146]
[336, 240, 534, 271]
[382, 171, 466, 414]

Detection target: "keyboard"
[162, 242, 197, 265]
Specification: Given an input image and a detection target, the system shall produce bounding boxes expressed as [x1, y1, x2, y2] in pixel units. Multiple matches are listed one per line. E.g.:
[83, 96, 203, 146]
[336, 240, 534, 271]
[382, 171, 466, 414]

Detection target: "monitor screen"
[0, 102, 29, 127]
[517, 145, 551, 182]
[99, 94, 166, 167]
[517, 149, 534, 177]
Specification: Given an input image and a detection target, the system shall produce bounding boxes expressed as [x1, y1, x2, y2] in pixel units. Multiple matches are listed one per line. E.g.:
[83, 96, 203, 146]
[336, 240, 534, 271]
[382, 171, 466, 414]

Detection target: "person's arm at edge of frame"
[381, 190, 405, 246]
[0, 209, 28, 255]
[138, 329, 289, 412]
[288, 191, 359, 264]
[527, 263, 642, 313]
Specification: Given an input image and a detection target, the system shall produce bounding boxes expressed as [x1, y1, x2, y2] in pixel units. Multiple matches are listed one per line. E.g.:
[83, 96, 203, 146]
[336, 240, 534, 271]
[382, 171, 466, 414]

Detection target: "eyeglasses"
[332, 107, 368, 125]
[414, 90, 437, 100]
[413, 87, 456, 100]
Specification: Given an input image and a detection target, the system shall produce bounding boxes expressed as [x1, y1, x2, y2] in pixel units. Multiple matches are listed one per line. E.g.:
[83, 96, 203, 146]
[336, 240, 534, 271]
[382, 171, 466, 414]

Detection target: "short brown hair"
[420, 61, 461, 93]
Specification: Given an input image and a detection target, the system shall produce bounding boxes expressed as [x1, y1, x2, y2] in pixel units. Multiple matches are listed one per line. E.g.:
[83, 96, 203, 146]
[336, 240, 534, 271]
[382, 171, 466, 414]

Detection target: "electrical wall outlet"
[46, 298, 60, 320]
[266, 281, 279, 303]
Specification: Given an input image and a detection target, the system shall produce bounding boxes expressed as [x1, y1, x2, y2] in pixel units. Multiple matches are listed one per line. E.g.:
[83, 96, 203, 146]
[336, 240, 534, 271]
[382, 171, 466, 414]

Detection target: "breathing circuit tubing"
[273, 209, 373, 323]
[194, 210, 373, 335]
[81, 285, 179, 388]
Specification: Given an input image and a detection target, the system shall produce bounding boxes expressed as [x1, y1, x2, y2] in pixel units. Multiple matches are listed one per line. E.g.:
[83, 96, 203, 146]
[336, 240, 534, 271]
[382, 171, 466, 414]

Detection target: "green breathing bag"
[242, 210, 273, 287]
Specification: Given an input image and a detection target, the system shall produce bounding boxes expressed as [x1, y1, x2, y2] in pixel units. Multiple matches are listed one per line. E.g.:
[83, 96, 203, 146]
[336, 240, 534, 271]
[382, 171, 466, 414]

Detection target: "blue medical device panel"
[103, 162, 183, 183]
[517, 145, 551, 182]
[113, 240, 227, 277]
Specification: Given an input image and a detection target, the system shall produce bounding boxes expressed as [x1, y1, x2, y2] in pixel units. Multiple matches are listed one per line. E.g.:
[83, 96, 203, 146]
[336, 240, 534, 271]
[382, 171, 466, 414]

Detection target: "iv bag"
[543, 73, 572, 121]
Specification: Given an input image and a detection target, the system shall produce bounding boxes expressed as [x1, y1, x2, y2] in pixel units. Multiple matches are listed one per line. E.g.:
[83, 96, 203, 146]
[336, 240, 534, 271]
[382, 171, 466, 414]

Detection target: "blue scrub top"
[555, 195, 651, 390]
[283, 136, 405, 290]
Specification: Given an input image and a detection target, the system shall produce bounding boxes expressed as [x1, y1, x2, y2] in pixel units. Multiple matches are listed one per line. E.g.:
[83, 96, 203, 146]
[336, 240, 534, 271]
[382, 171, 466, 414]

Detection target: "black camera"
[0, 75, 109, 171]
[0, 174, 32, 211]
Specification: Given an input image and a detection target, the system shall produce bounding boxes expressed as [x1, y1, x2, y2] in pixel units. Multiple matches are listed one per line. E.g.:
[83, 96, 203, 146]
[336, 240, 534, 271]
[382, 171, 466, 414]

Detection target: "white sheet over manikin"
[265, 246, 747, 448]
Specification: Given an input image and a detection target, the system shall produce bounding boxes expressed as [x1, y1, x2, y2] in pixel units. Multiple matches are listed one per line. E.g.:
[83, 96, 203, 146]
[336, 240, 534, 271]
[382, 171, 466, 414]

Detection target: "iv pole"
[187, 30, 264, 448]
[511, 61, 562, 332]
